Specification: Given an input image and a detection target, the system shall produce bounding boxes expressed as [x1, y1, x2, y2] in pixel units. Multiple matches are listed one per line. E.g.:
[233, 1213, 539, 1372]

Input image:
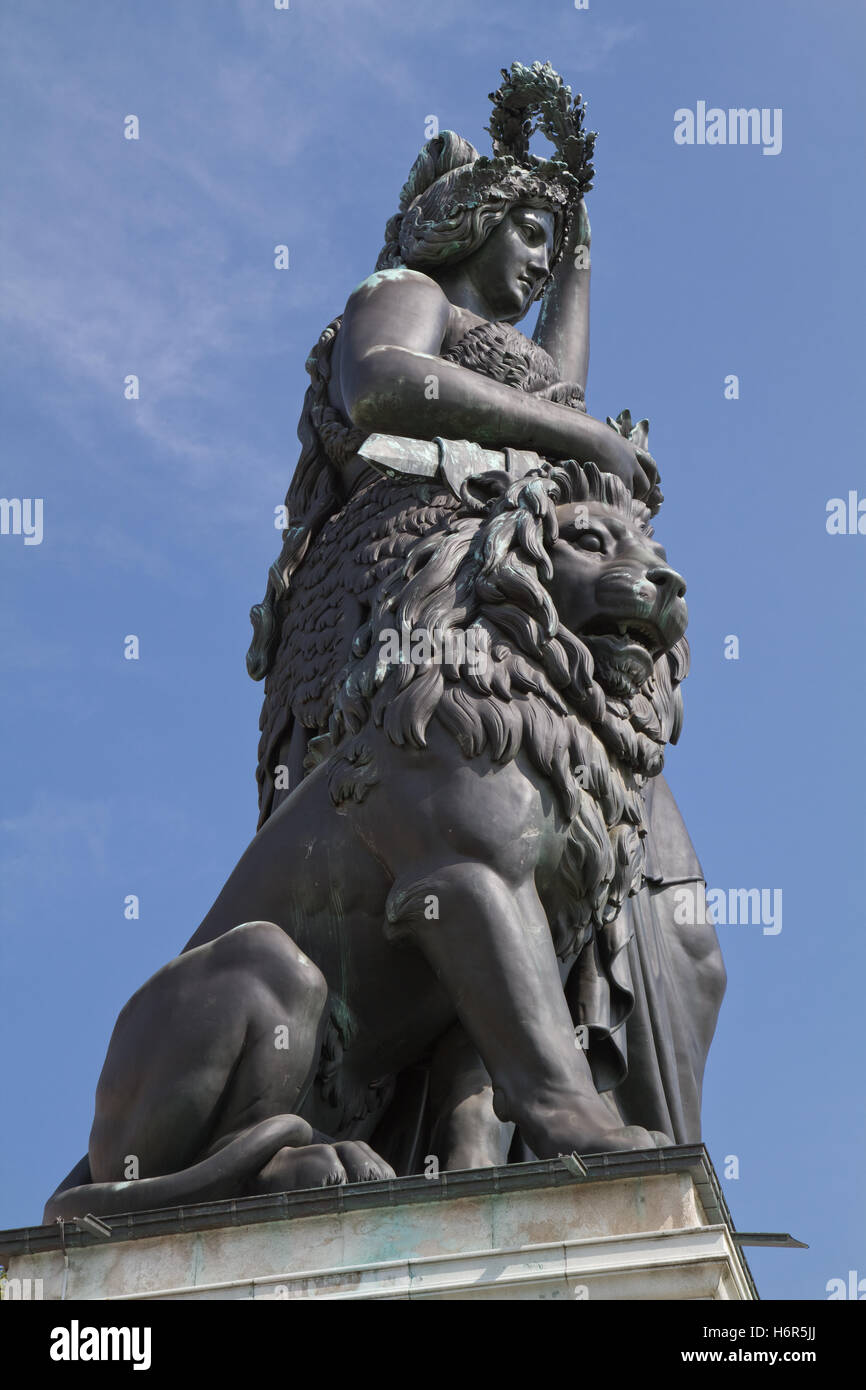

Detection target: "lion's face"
[547, 501, 688, 700]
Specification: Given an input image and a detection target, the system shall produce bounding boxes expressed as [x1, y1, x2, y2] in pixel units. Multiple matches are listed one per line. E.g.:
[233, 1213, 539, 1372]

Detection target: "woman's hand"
[594, 428, 658, 501]
[632, 443, 660, 500]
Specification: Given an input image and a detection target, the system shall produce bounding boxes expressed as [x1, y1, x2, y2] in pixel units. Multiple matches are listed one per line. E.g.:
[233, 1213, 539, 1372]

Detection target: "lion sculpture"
[45, 459, 692, 1220]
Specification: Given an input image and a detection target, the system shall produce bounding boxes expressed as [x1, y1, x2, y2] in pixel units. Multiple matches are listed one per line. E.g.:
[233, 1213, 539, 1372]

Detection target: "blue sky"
[1, 0, 864, 1300]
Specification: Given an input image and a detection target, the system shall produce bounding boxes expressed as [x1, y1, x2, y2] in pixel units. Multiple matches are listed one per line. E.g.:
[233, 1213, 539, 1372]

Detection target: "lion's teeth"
[618, 622, 628, 635]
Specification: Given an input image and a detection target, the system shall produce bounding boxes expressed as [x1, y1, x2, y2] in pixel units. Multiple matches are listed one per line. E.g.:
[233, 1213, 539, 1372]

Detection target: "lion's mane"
[313, 460, 689, 955]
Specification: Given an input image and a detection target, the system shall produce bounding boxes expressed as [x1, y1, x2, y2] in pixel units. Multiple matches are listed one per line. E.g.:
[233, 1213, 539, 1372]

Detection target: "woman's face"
[462, 204, 555, 323]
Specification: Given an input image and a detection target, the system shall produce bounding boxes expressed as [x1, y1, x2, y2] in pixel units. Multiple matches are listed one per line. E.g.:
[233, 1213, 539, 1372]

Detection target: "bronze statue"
[45, 64, 724, 1221]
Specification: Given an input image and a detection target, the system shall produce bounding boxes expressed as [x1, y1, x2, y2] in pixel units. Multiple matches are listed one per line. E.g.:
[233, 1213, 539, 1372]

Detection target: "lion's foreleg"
[428, 1022, 513, 1171]
[387, 862, 664, 1159]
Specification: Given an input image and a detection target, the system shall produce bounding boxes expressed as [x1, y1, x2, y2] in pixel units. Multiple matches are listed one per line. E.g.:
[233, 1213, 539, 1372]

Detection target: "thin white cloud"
[0, 796, 111, 888]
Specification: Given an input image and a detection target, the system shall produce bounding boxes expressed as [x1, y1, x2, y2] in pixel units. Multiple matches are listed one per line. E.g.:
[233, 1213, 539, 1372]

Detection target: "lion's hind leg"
[45, 922, 332, 1220]
[89, 921, 327, 1180]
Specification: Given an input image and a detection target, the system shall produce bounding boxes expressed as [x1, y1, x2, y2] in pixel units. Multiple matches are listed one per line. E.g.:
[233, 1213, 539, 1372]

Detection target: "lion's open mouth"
[580, 617, 665, 698]
[582, 616, 664, 654]
[612, 620, 660, 654]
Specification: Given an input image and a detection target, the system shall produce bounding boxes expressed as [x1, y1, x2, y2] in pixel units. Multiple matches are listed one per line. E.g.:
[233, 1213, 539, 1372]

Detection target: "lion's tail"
[42, 1114, 313, 1224]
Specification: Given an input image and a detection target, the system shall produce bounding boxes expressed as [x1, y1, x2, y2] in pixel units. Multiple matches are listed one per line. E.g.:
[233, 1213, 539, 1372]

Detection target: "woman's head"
[375, 131, 576, 303]
[443, 202, 555, 322]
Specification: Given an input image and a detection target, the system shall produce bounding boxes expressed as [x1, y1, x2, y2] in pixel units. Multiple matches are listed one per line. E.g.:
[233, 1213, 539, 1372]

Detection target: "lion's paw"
[594, 1124, 674, 1153]
[249, 1140, 395, 1195]
[648, 1129, 675, 1148]
[332, 1141, 396, 1184]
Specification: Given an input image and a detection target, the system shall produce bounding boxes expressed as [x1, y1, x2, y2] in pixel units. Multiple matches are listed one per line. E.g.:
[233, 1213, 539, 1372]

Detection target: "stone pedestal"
[0, 1146, 756, 1301]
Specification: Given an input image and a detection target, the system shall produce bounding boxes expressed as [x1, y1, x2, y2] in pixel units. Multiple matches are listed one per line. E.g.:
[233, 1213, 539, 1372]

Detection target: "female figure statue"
[245, 64, 724, 1170]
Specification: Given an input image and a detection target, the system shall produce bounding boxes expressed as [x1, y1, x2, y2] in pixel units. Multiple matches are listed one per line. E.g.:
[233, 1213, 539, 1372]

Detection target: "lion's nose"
[647, 565, 687, 599]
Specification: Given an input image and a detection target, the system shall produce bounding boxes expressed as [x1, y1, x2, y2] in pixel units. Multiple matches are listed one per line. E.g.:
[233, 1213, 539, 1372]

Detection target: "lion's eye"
[575, 531, 605, 553]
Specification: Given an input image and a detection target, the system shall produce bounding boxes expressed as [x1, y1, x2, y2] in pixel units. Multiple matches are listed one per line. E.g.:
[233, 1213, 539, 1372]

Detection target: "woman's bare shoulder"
[342, 269, 490, 338]
[339, 267, 476, 359]
[344, 266, 448, 314]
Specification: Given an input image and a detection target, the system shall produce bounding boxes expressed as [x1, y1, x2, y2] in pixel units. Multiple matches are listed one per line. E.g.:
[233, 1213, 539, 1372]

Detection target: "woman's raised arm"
[533, 198, 591, 392]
